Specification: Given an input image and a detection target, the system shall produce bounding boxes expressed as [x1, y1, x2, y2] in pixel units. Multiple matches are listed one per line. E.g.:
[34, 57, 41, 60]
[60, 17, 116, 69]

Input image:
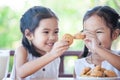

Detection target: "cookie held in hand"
[62, 34, 74, 45]
[74, 32, 85, 39]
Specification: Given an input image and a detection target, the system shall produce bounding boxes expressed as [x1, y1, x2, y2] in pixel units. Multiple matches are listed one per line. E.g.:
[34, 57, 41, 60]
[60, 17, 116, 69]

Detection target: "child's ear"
[112, 29, 120, 40]
[25, 29, 33, 40]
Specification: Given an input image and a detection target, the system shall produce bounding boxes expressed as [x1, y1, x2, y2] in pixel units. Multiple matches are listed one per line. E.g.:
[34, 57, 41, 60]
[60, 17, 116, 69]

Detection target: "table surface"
[5, 77, 120, 80]
[31, 78, 75, 80]
[5, 78, 74, 80]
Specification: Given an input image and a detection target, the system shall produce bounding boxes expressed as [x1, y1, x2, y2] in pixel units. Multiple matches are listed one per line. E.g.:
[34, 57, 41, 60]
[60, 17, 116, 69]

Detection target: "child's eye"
[43, 31, 49, 34]
[55, 30, 59, 34]
[96, 31, 103, 33]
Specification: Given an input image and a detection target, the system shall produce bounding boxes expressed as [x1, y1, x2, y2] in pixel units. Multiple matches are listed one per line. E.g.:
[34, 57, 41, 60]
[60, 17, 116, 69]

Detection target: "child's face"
[31, 18, 58, 55]
[83, 15, 113, 49]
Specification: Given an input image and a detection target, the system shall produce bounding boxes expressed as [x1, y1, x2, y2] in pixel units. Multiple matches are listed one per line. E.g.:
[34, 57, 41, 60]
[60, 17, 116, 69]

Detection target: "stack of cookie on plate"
[80, 65, 117, 77]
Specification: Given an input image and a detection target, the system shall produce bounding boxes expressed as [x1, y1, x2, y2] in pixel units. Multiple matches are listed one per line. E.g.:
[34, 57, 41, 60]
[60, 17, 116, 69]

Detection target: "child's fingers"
[56, 46, 69, 55]
[83, 32, 101, 53]
[58, 40, 70, 46]
[84, 31, 96, 39]
[51, 44, 69, 56]
[53, 40, 69, 50]
[84, 31, 101, 44]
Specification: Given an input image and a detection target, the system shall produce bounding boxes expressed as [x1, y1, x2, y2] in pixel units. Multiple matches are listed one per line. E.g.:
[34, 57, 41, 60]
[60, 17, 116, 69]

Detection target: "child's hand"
[49, 33, 74, 57]
[83, 31, 100, 53]
[49, 40, 69, 57]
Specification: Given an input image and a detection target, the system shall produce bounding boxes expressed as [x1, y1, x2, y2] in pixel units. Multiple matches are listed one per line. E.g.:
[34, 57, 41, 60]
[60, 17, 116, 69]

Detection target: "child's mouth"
[47, 43, 54, 47]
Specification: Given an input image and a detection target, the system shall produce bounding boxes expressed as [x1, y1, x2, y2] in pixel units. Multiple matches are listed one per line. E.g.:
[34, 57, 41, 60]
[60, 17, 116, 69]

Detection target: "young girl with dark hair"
[11, 6, 69, 80]
[74, 6, 120, 77]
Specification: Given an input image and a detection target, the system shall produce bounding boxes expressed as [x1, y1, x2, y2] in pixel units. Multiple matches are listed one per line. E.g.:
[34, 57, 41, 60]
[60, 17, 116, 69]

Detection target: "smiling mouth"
[47, 43, 54, 47]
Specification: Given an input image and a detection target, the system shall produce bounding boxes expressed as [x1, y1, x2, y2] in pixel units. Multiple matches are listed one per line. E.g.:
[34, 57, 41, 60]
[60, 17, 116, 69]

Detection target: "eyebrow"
[96, 27, 104, 30]
[84, 27, 104, 31]
[42, 28, 59, 30]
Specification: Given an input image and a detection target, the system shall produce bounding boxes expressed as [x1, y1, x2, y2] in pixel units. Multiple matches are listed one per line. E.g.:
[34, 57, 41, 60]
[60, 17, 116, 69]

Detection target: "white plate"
[76, 77, 120, 80]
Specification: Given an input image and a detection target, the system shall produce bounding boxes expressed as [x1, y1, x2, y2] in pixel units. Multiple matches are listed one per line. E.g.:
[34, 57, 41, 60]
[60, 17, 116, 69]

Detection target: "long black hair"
[82, 6, 120, 57]
[20, 6, 58, 57]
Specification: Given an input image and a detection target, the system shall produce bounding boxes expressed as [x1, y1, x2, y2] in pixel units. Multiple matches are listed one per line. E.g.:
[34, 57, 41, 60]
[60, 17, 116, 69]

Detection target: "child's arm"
[84, 31, 120, 71]
[16, 40, 69, 78]
[96, 46, 120, 71]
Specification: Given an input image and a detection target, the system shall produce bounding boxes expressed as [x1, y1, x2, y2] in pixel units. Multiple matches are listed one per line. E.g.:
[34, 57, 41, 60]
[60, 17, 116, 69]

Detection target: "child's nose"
[49, 35, 56, 40]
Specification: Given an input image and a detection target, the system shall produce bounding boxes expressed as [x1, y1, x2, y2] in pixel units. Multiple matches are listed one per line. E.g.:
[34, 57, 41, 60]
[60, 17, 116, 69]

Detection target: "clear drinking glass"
[0, 50, 10, 80]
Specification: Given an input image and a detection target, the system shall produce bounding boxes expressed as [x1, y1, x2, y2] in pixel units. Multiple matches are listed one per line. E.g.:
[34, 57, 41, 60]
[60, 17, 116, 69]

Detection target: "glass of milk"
[0, 50, 10, 80]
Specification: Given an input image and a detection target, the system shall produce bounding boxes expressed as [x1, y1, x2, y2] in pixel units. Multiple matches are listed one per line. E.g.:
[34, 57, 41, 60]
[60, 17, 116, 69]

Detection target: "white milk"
[0, 50, 10, 80]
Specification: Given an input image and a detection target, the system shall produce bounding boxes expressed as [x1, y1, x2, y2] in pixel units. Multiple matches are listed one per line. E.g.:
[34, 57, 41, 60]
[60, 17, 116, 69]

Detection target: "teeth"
[48, 43, 53, 46]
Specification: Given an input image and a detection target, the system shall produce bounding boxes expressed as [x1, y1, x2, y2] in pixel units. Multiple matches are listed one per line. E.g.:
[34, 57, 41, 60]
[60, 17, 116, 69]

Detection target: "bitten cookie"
[62, 34, 74, 45]
[74, 32, 85, 39]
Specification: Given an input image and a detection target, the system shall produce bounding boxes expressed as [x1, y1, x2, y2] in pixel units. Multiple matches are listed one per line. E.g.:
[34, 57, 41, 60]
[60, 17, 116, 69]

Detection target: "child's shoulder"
[15, 45, 28, 57]
[16, 45, 27, 52]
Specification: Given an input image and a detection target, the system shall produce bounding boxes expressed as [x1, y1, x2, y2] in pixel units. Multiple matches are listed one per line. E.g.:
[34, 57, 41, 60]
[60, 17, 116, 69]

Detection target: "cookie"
[74, 32, 85, 39]
[62, 34, 74, 45]
[90, 70, 103, 77]
[93, 65, 101, 71]
[80, 65, 117, 77]
[100, 68, 106, 72]
[104, 70, 117, 77]
[80, 67, 91, 75]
